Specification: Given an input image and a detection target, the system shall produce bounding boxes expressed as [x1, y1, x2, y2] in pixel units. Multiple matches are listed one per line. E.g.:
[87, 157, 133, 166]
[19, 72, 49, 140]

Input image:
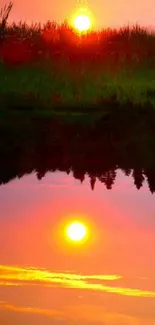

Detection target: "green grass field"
[0, 60, 155, 114]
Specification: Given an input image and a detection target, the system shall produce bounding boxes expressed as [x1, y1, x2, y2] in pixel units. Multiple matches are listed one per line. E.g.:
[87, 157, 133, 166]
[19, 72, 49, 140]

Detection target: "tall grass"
[1, 2, 155, 111]
[1, 2, 155, 66]
[0, 2, 13, 36]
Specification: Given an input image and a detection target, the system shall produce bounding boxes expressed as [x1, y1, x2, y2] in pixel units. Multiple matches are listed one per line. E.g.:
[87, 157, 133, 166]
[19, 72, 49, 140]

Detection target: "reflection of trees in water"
[132, 168, 145, 190]
[0, 153, 154, 194]
[0, 114, 155, 193]
[0, 162, 150, 192]
[99, 169, 117, 190]
[144, 169, 155, 194]
[88, 168, 117, 190]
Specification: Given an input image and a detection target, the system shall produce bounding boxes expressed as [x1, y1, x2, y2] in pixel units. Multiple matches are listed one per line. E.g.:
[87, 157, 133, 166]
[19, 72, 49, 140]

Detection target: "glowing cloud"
[0, 265, 155, 298]
[0, 301, 142, 324]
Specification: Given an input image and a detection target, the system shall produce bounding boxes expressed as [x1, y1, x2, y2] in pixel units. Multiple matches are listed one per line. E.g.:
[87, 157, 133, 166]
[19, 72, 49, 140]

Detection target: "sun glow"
[66, 221, 87, 242]
[68, 3, 94, 34]
[74, 14, 91, 32]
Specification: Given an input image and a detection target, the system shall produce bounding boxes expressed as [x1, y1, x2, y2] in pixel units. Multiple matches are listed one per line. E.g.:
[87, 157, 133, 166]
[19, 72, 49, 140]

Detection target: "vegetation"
[1, 112, 155, 193]
[1, 2, 155, 114]
[1, 3, 155, 192]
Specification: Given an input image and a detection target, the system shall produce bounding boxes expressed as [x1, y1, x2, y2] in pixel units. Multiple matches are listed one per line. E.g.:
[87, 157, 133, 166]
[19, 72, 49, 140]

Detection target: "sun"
[74, 14, 91, 32]
[66, 221, 87, 242]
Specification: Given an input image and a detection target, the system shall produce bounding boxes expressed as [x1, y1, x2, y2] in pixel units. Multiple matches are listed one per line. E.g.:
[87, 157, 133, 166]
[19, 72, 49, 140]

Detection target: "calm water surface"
[0, 169, 155, 325]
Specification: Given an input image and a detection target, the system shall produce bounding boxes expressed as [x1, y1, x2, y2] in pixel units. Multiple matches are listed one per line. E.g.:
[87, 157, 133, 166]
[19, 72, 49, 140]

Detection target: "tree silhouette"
[90, 176, 96, 190]
[98, 168, 117, 190]
[144, 169, 155, 194]
[121, 168, 132, 176]
[132, 168, 145, 190]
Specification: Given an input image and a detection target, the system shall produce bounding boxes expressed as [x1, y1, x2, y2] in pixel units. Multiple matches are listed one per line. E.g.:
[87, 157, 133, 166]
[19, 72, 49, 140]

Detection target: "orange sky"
[0, 170, 155, 324]
[1, 0, 155, 29]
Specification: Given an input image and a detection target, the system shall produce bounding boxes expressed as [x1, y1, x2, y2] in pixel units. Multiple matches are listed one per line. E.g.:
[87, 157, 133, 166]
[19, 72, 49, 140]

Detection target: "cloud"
[0, 301, 63, 320]
[0, 301, 140, 325]
[0, 264, 155, 298]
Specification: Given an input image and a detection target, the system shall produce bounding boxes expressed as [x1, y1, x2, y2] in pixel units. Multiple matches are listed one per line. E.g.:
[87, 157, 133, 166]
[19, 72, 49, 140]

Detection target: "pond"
[0, 114, 155, 325]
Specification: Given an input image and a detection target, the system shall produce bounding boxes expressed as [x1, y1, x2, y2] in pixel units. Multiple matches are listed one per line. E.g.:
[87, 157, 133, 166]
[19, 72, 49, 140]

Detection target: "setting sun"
[74, 14, 91, 32]
[66, 221, 87, 241]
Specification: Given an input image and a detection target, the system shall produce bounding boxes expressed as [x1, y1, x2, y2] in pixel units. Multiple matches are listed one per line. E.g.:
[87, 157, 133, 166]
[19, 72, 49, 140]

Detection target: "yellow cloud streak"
[0, 265, 121, 281]
[0, 264, 155, 298]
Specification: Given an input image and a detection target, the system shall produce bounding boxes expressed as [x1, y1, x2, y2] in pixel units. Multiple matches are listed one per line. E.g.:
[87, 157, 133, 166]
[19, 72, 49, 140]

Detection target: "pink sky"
[1, 0, 155, 29]
[0, 170, 155, 324]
